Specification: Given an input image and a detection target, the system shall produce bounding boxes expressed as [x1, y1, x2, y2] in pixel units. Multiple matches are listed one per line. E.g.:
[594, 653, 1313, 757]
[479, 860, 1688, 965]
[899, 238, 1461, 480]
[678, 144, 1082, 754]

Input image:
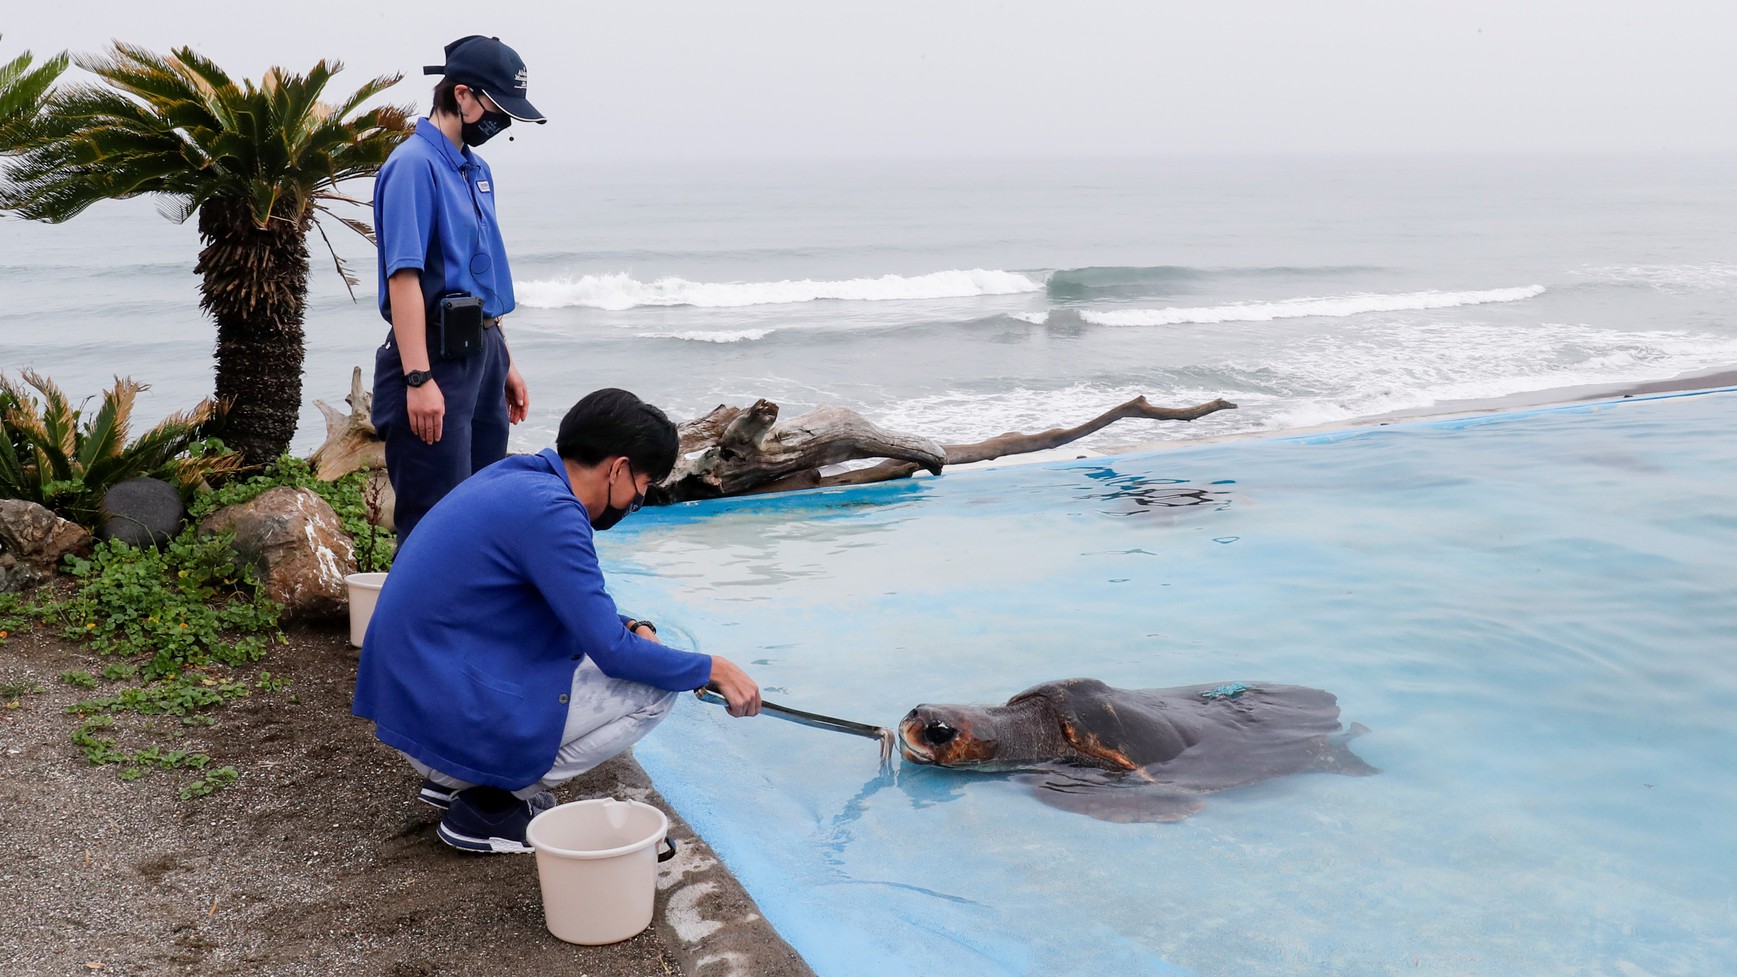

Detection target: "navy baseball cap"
[424, 35, 547, 124]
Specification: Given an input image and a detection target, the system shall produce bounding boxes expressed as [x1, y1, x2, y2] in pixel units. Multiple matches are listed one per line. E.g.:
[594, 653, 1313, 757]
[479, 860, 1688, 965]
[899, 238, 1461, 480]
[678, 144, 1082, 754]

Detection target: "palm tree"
[0, 44, 411, 466]
[0, 35, 67, 150]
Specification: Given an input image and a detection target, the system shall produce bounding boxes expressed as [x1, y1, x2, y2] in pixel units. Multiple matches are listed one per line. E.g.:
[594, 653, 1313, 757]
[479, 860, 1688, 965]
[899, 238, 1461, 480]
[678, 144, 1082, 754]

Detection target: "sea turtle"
[897, 678, 1376, 823]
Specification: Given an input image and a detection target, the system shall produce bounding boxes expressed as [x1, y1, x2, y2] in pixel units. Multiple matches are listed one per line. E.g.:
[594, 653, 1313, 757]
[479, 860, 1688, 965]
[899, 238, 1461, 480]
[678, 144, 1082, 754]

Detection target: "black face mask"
[590, 463, 645, 532]
[462, 109, 512, 147]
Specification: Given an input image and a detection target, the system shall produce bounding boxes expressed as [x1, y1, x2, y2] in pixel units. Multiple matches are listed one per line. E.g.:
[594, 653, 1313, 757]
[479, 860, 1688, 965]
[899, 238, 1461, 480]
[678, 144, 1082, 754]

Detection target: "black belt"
[483, 317, 501, 330]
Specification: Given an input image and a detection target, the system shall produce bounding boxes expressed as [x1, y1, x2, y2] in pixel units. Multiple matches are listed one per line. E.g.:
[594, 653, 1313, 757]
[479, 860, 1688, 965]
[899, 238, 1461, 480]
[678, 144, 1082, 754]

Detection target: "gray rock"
[0, 551, 44, 593]
[199, 487, 358, 619]
[0, 499, 95, 591]
[98, 477, 185, 548]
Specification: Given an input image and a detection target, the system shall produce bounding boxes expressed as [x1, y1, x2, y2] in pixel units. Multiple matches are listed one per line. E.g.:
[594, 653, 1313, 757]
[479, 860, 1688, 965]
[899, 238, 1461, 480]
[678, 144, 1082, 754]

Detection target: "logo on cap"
[514, 67, 528, 92]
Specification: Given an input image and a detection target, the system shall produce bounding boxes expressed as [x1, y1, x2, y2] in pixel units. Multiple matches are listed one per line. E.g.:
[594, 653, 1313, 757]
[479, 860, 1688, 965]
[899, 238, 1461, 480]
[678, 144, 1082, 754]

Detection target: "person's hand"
[408, 380, 445, 444]
[707, 656, 762, 718]
[505, 363, 529, 425]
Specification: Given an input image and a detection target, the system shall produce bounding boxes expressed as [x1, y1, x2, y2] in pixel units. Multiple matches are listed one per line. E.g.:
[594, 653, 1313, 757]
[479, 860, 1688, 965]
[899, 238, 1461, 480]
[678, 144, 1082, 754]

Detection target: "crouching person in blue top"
[353, 389, 763, 853]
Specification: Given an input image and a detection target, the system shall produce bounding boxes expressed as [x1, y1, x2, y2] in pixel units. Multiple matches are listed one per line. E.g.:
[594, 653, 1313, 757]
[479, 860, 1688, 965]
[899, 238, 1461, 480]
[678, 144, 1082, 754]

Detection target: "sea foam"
[515, 269, 1044, 310]
[1573, 263, 1737, 291]
[636, 328, 776, 343]
[1077, 285, 1546, 327]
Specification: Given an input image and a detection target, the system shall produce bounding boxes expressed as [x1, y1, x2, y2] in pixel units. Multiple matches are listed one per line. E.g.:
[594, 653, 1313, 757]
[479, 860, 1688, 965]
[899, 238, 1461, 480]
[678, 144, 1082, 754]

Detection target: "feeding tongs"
[694, 684, 897, 765]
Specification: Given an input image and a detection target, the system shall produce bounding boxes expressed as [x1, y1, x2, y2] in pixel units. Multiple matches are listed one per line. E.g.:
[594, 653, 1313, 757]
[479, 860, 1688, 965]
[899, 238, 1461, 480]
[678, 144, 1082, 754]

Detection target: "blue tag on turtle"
[1200, 683, 1251, 700]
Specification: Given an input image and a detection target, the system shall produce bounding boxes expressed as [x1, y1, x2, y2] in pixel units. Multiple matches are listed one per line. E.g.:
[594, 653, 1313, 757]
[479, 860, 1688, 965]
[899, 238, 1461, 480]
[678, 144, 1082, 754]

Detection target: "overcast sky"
[8, 1, 1737, 162]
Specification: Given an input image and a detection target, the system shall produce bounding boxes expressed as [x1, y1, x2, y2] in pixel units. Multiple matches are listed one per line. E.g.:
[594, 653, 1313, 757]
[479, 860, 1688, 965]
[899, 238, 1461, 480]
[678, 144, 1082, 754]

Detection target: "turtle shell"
[1008, 678, 1199, 770]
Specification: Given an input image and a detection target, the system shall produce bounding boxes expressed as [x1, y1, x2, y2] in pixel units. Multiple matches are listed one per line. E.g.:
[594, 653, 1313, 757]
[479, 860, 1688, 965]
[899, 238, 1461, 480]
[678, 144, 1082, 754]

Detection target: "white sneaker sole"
[435, 823, 535, 854]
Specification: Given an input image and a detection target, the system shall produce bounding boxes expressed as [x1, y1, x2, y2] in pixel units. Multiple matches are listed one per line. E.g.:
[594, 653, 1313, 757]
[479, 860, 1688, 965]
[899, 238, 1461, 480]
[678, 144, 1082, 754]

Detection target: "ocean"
[5, 153, 1736, 456]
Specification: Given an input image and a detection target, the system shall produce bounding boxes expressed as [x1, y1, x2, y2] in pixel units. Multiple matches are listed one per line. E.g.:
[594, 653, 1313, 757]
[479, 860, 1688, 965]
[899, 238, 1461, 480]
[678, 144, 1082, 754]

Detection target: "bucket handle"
[657, 836, 678, 863]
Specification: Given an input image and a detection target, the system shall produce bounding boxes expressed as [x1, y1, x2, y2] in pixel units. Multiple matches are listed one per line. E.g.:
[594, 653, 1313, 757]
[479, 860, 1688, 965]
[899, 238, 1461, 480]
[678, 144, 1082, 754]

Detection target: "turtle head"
[898, 704, 1000, 767]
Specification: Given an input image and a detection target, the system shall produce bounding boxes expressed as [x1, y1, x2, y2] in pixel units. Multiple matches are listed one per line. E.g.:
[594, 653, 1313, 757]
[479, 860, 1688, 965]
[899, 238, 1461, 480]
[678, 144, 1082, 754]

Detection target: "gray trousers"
[401, 659, 680, 800]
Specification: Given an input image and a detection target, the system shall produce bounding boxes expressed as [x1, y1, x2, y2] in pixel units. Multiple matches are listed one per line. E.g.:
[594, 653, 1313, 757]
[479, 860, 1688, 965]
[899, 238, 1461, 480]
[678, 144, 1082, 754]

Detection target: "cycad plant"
[0, 44, 410, 465]
[0, 370, 245, 529]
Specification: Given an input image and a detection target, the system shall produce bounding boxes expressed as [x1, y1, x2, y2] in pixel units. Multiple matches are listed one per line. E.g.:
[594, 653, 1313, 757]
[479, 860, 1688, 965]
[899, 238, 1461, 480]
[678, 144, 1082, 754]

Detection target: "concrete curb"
[585, 754, 817, 977]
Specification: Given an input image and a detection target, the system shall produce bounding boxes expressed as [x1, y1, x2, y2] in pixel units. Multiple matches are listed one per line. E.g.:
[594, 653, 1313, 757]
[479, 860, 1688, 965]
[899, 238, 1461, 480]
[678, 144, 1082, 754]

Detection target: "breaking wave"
[515, 269, 1044, 311]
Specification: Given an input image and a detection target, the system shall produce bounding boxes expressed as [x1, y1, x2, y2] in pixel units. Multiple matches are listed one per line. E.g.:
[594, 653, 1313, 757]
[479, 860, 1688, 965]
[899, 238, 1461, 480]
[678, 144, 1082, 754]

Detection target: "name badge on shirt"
[477, 180, 492, 193]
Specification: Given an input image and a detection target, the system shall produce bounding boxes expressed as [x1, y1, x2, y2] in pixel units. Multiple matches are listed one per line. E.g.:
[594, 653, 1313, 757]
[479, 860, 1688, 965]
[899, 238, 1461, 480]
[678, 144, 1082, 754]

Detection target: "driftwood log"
[305, 369, 1236, 508]
[653, 400, 949, 503]
[657, 395, 1238, 502]
[309, 367, 395, 531]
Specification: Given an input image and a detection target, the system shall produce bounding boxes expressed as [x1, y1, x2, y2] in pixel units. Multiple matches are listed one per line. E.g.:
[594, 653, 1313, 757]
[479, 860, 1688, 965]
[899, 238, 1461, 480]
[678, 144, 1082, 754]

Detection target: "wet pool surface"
[607, 389, 1737, 976]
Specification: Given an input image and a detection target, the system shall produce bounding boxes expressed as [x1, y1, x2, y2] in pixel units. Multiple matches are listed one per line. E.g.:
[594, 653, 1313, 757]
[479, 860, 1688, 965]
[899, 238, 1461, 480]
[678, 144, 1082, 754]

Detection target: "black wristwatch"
[628, 619, 657, 636]
[404, 369, 433, 388]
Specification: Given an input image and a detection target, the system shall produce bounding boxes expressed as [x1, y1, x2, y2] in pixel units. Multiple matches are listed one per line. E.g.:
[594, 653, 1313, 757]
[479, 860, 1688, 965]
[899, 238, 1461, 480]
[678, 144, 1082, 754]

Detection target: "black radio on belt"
[430, 293, 485, 360]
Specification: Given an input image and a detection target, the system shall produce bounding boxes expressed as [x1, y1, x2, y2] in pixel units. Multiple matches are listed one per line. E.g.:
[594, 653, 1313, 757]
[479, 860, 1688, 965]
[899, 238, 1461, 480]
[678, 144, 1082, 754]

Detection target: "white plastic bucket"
[343, 572, 388, 648]
[526, 798, 676, 945]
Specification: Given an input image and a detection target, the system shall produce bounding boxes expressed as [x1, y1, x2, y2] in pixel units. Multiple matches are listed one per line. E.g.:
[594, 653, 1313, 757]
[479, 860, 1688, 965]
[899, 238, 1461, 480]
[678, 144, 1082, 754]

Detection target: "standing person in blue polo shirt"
[355, 388, 764, 853]
[372, 35, 543, 542]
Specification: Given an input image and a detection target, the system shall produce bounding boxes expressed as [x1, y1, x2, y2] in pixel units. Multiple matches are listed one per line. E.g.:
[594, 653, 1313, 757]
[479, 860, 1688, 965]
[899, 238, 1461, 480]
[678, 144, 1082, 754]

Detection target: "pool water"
[606, 389, 1737, 977]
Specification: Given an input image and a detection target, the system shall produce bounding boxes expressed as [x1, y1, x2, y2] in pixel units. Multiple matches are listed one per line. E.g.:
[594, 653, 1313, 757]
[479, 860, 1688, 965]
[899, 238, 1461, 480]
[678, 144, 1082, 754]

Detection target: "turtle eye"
[923, 721, 958, 746]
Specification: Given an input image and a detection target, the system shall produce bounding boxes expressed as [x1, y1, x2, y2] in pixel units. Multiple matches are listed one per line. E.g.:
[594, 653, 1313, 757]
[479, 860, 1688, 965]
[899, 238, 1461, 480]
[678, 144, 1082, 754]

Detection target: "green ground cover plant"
[1, 375, 390, 798]
[7, 529, 293, 798]
[0, 591, 28, 644]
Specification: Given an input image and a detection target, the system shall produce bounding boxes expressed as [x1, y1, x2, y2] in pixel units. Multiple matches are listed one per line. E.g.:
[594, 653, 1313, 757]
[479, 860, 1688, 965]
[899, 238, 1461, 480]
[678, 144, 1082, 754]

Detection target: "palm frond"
[0, 413, 29, 501]
[121, 407, 212, 473]
[20, 369, 79, 478]
[73, 376, 142, 471]
[163, 46, 240, 99]
[0, 374, 63, 499]
[163, 448, 248, 490]
[310, 213, 361, 300]
[313, 199, 376, 241]
[323, 72, 401, 125]
[0, 384, 39, 502]
[0, 37, 69, 154]
[155, 193, 198, 223]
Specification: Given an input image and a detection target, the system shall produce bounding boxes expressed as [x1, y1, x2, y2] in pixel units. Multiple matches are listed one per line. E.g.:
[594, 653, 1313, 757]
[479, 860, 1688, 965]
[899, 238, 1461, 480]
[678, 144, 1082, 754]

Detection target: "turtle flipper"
[1015, 768, 1204, 824]
[1307, 722, 1380, 777]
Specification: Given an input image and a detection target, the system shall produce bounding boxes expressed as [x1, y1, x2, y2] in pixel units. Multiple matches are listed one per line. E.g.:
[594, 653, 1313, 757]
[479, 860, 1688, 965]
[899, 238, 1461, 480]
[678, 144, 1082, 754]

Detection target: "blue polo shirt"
[373, 118, 516, 321]
[352, 448, 714, 789]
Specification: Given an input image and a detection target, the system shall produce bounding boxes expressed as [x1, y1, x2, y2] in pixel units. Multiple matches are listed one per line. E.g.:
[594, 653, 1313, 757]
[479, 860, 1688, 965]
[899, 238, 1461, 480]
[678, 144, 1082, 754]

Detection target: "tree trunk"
[197, 197, 311, 467]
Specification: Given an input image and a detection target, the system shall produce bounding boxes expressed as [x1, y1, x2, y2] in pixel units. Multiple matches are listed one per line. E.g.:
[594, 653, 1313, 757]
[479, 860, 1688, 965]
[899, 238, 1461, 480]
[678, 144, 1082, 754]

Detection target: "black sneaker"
[436, 788, 557, 854]
[417, 778, 459, 810]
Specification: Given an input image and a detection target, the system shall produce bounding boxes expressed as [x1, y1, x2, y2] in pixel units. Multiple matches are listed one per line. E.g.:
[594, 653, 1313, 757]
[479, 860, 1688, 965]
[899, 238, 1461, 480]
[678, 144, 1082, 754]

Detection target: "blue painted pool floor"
[606, 390, 1737, 977]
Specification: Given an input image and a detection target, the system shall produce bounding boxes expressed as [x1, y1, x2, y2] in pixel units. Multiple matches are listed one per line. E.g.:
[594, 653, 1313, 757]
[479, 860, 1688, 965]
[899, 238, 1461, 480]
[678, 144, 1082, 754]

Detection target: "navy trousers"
[373, 326, 509, 543]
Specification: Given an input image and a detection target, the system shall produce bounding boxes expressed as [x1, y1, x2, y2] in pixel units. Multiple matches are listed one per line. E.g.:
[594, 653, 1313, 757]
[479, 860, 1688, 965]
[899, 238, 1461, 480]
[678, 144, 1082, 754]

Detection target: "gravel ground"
[0, 620, 688, 977]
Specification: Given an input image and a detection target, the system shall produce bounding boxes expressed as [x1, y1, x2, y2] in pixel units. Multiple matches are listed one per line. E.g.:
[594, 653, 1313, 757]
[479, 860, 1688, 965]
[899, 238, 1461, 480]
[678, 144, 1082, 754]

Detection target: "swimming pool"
[608, 389, 1737, 977]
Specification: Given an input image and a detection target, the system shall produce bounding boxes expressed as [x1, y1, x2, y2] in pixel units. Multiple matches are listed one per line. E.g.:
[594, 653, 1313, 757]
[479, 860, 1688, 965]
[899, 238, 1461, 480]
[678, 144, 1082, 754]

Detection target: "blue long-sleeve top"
[352, 448, 712, 788]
